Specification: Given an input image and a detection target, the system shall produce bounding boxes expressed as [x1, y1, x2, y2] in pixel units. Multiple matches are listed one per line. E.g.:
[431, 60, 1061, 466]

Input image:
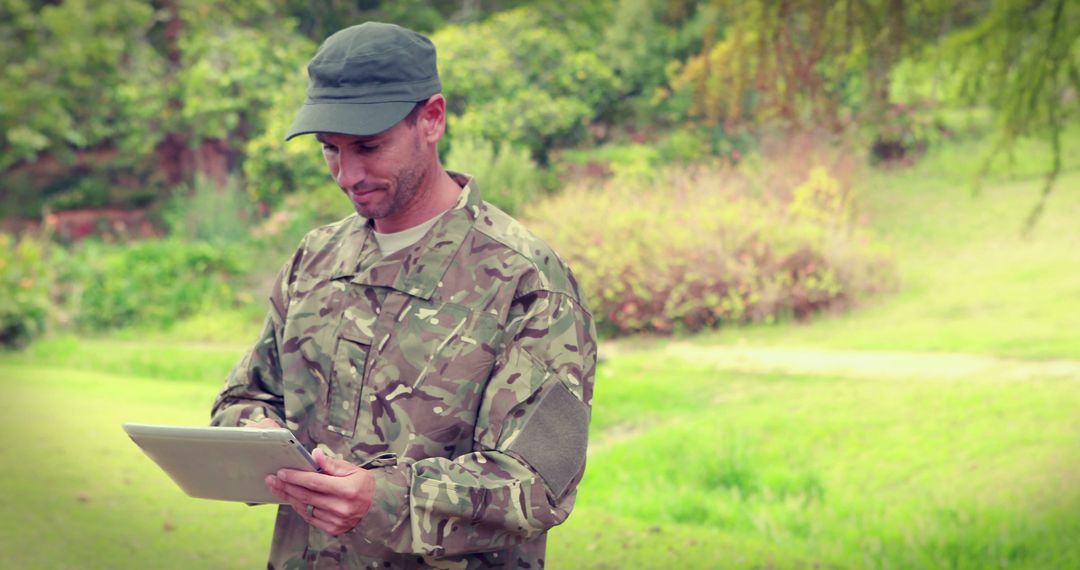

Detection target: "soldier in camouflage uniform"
[210, 22, 597, 569]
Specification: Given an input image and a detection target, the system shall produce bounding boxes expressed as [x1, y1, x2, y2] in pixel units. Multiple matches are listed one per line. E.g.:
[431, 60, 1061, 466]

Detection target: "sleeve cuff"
[350, 464, 413, 552]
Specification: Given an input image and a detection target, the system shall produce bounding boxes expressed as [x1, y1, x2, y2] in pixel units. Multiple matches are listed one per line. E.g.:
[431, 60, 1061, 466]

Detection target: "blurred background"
[1, 0, 1078, 568]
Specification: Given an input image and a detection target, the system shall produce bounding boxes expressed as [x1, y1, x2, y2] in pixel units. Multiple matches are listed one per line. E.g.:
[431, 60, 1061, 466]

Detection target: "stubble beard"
[351, 137, 427, 222]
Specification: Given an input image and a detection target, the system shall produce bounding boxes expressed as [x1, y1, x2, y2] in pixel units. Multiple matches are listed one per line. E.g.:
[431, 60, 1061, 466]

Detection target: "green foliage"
[870, 101, 949, 163]
[557, 142, 662, 181]
[663, 0, 963, 132]
[175, 16, 313, 145]
[251, 186, 354, 254]
[932, 0, 1080, 230]
[242, 72, 334, 207]
[433, 8, 621, 159]
[69, 239, 247, 330]
[598, 0, 672, 105]
[525, 164, 894, 336]
[0, 0, 168, 218]
[554, 127, 715, 181]
[445, 136, 540, 215]
[0, 0, 315, 216]
[163, 175, 257, 245]
[596, 0, 713, 125]
[0, 0, 163, 171]
[0, 233, 51, 347]
[279, 0, 457, 39]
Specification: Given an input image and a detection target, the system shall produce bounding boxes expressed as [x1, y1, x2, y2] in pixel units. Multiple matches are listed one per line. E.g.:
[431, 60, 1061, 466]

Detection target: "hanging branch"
[1020, 0, 1067, 235]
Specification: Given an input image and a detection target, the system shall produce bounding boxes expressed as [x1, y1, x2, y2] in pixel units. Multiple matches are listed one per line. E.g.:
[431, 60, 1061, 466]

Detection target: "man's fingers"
[309, 505, 349, 528]
[275, 479, 354, 517]
[278, 468, 339, 495]
[313, 449, 358, 477]
[270, 460, 370, 536]
[284, 495, 352, 536]
[276, 478, 325, 505]
[287, 498, 309, 519]
[307, 513, 347, 536]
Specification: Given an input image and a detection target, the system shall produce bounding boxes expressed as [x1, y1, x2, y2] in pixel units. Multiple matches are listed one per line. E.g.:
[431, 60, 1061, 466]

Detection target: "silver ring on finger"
[306, 503, 315, 518]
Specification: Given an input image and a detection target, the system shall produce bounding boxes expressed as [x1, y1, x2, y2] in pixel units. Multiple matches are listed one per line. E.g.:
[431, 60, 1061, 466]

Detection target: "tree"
[0, 0, 312, 218]
[667, 0, 1078, 227]
[938, 0, 1079, 232]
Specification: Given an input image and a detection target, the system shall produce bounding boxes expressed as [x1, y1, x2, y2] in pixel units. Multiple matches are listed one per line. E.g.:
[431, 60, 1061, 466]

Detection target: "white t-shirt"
[372, 212, 446, 256]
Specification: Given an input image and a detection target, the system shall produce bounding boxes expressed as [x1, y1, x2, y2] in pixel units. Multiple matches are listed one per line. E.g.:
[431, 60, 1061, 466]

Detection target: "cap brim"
[284, 100, 416, 140]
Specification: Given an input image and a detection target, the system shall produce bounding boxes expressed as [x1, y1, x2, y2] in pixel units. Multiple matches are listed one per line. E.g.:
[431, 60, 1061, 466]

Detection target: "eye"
[321, 143, 337, 153]
[358, 144, 380, 153]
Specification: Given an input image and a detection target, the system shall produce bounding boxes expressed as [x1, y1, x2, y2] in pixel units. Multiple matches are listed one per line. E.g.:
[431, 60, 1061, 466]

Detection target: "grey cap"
[285, 22, 441, 140]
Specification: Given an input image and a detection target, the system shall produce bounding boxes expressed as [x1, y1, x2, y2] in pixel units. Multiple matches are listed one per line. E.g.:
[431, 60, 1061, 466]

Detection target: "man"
[211, 22, 597, 569]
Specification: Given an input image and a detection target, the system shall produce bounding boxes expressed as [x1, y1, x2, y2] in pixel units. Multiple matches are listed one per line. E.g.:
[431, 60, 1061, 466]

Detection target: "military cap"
[285, 22, 441, 140]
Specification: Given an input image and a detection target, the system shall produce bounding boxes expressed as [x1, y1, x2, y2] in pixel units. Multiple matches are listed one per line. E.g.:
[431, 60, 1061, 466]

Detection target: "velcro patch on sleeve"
[507, 379, 589, 498]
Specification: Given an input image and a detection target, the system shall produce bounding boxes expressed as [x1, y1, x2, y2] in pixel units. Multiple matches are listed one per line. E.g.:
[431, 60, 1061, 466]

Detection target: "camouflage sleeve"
[210, 258, 294, 428]
[351, 288, 597, 557]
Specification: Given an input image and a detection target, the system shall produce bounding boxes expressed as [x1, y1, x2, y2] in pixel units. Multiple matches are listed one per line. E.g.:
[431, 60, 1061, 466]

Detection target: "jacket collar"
[331, 172, 481, 300]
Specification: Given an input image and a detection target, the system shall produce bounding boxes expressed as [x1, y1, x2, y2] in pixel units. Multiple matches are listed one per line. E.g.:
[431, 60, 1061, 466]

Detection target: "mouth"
[347, 187, 385, 202]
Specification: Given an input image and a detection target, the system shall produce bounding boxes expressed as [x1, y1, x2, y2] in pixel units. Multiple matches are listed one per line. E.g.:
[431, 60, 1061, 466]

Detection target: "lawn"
[2, 131, 1079, 568]
[3, 343, 1077, 569]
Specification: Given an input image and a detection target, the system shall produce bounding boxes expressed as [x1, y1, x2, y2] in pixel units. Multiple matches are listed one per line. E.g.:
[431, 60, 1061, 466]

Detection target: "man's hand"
[265, 449, 376, 536]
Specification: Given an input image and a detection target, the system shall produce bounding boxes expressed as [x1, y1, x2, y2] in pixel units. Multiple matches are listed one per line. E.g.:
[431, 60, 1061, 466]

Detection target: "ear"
[416, 94, 446, 144]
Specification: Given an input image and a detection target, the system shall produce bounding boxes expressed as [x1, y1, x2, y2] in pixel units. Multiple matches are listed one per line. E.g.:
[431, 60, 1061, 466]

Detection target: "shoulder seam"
[472, 221, 531, 260]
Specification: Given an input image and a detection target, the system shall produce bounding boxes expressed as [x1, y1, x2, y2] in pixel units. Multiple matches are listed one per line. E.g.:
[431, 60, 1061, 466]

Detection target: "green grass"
[0, 364, 274, 569]
[2, 347, 1077, 569]
[549, 354, 1080, 569]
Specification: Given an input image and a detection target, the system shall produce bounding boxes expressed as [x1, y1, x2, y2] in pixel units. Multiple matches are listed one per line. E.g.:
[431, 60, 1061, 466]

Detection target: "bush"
[554, 128, 716, 184]
[0, 233, 52, 348]
[870, 102, 949, 163]
[524, 164, 895, 336]
[445, 136, 541, 215]
[68, 239, 248, 331]
[251, 186, 354, 254]
[163, 175, 257, 246]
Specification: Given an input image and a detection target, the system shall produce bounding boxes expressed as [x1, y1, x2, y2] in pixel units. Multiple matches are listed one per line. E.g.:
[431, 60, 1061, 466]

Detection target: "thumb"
[313, 448, 358, 477]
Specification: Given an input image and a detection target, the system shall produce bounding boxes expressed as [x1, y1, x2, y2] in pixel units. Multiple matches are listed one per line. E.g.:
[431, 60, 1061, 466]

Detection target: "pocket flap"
[338, 307, 377, 345]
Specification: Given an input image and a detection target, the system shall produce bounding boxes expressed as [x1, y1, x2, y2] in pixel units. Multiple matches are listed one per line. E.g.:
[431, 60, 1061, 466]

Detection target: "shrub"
[554, 128, 717, 184]
[163, 175, 257, 246]
[524, 164, 894, 336]
[445, 136, 541, 215]
[251, 185, 354, 254]
[68, 239, 248, 331]
[0, 233, 52, 348]
[870, 102, 949, 163]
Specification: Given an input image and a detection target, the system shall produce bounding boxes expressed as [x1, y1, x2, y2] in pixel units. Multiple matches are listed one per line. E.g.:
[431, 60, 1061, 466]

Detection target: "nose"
[334, 151, 366, 190]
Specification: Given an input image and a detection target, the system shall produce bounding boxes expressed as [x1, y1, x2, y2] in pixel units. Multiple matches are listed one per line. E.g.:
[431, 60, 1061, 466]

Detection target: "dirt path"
[655, 343, 1080, 381]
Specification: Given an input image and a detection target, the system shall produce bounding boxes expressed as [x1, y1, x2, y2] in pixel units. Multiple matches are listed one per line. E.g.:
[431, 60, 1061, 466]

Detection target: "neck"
[372, 166, 461, 234]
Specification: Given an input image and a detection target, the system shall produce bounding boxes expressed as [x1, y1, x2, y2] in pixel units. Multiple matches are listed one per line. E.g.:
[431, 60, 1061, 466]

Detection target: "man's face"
[316, 119, 428, 224]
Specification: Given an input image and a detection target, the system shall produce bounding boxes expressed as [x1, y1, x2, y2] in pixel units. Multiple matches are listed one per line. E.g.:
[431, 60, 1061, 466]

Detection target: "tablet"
[123, 423, 319, 504]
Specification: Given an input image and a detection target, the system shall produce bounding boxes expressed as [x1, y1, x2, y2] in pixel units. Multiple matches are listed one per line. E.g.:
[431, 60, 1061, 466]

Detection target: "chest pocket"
[385, 299, 500, 449]
[327, 306, 376, 435]
[398, 301, 499, 386]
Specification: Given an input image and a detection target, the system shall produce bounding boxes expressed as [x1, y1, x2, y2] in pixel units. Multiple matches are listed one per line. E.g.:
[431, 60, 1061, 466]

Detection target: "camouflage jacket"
[211, 175, 597, 569]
